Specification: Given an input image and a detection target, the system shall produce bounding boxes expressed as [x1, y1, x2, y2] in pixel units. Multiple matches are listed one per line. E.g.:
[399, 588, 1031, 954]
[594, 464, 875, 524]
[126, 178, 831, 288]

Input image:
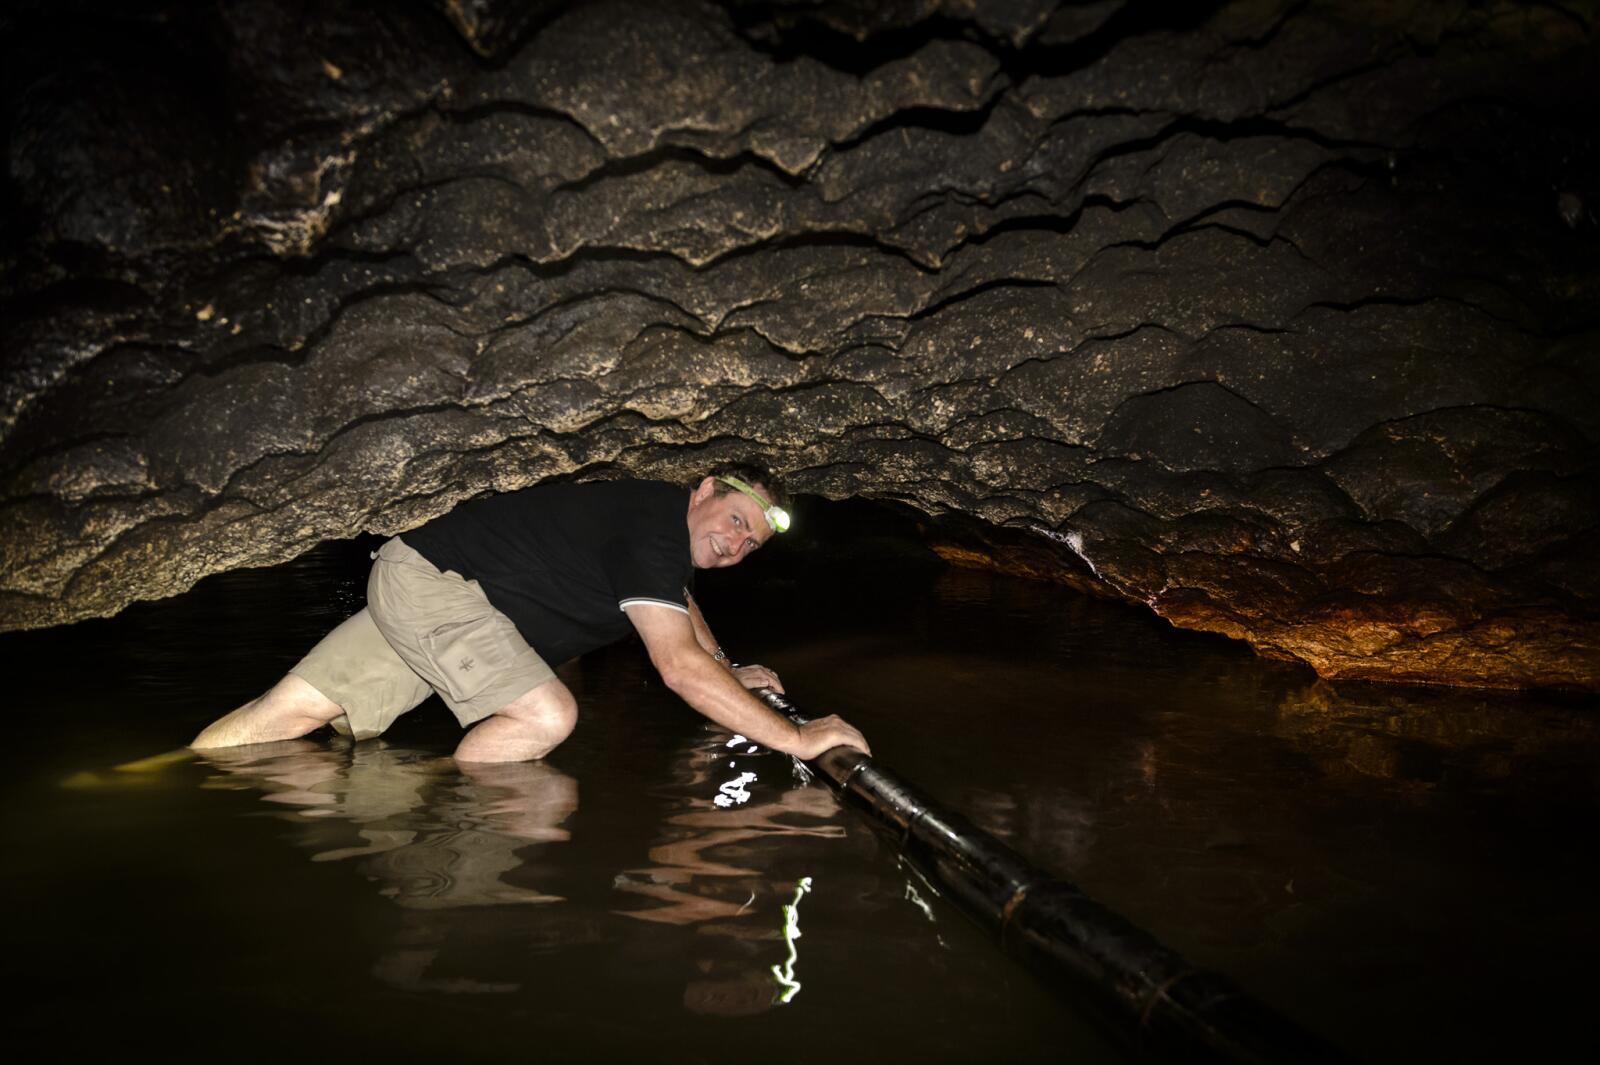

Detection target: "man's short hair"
[707, 460, 790, 512]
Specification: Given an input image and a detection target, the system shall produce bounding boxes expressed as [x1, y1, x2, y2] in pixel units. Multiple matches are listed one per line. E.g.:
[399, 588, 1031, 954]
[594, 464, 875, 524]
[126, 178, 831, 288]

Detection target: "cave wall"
[2, 0, 1597, 689]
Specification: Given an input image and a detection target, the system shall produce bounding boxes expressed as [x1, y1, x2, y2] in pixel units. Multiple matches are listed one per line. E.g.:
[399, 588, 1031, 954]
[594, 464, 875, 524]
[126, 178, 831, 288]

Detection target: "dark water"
[4, 503, 1597, 1063]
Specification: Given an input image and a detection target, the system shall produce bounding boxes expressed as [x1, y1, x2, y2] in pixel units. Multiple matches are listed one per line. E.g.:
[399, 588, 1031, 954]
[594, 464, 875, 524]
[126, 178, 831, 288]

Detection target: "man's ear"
[690, 476, 717, 506]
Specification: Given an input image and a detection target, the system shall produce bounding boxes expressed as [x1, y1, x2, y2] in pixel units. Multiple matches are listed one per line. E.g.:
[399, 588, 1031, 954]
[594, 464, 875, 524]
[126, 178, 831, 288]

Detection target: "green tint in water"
[3, 509, 1597, 1063]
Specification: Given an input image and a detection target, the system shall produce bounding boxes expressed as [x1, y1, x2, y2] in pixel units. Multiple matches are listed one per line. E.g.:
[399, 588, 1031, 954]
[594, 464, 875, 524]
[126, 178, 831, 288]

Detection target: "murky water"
[5, 502, 1596, 1063]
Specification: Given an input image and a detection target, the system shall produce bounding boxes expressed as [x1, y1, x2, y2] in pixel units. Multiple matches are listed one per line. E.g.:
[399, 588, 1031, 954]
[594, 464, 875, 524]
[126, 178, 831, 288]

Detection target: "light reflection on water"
[613, 741, 843, 930]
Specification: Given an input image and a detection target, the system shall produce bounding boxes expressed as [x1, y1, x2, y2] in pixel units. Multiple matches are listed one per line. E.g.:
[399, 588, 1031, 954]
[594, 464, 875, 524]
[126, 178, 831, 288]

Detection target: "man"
[192, 464, 870, 763]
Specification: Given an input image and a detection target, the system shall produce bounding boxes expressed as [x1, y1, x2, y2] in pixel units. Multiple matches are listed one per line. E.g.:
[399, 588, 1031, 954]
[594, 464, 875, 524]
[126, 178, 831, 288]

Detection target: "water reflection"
[191, 728, 872, 1013]
[1274, 679, 1600, 792]
[196, 740, 584, 994]
[613, 732, 851, 1016]
[200, 741, 578, 908]
[616, 738, 843, 926]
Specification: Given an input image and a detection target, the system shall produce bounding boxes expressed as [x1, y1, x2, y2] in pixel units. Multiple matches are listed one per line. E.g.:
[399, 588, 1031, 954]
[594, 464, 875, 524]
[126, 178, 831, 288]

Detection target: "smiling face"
[685, 475, 775, 569]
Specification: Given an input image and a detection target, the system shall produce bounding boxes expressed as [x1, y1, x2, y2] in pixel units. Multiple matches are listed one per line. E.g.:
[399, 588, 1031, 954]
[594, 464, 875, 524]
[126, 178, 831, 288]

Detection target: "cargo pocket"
[420, 615, 508, 704]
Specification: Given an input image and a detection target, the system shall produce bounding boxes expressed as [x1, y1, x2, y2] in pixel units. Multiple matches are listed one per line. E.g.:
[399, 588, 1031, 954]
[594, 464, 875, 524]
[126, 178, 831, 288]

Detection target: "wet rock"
[7, 61, 234, 254]
[426, 0, 570, 58]
[1098, 381, 1299, 475]
[1, 0, 1597, 692]
[1274, 680, 1600, 792]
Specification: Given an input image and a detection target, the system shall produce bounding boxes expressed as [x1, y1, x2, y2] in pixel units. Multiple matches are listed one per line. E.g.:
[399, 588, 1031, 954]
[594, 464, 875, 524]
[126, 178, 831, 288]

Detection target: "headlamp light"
[716, 475, 790, 534]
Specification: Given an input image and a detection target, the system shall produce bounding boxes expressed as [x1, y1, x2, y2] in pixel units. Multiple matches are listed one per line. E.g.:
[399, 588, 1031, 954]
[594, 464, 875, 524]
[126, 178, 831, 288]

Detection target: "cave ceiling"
[2, 0, 1597, 690]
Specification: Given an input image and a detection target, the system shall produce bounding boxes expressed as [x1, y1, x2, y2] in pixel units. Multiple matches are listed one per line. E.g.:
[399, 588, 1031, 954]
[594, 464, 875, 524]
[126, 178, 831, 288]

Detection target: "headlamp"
[717, 475, 790, 534]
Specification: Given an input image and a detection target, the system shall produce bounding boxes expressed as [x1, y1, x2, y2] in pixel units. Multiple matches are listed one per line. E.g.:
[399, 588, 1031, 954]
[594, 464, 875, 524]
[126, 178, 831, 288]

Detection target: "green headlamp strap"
[716, 475, 791, 534]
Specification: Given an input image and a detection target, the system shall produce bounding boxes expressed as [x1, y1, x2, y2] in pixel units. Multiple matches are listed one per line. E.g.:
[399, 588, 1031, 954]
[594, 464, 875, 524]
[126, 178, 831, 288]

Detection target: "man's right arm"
[623, 603, 870, 760]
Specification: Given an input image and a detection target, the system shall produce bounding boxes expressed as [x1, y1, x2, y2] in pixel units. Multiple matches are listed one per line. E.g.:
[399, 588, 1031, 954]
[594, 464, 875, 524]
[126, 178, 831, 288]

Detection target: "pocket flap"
[421, 617, 508, 703]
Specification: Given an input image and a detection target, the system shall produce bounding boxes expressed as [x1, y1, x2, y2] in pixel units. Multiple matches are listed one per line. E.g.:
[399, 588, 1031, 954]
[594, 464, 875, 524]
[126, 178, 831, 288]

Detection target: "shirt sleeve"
[606, 528, 690, 615]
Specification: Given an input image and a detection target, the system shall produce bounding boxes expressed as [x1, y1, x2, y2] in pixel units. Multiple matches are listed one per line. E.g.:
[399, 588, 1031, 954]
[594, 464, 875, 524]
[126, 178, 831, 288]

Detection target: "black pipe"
[760, 689, 1352, 1064]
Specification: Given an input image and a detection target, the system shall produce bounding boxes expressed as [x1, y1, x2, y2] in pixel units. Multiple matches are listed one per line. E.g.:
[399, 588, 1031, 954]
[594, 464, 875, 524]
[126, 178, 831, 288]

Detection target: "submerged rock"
[2, 0, 1597, 690]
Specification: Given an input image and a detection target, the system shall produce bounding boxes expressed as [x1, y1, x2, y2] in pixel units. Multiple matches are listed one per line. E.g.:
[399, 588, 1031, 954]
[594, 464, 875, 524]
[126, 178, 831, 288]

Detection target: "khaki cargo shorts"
[290, 537, 556, 740]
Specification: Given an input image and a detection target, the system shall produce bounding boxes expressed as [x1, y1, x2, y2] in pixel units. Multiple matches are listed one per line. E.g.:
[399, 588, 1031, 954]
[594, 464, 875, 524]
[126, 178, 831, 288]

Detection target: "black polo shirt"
[401, 479, 692, 665]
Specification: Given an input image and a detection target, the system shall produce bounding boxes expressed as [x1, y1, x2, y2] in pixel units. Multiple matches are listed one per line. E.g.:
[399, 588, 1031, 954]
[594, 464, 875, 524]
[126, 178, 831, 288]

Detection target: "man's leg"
[192, 607, 431, 749]
[191, 674, 344, 749]
[454, 677, 578, 764]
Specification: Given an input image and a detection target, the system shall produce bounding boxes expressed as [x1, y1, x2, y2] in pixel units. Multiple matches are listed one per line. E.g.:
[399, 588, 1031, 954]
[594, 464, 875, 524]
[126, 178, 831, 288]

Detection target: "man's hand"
[731, 663, 784, 693]
[792, 714, 871, 760]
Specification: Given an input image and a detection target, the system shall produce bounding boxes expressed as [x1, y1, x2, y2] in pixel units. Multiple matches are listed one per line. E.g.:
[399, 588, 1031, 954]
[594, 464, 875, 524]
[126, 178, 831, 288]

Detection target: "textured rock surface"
[2, 0, 1597, 689]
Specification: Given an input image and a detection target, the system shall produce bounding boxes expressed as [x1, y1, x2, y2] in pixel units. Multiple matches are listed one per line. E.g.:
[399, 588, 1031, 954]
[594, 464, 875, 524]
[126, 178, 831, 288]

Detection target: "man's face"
[685, 476, 775, 569]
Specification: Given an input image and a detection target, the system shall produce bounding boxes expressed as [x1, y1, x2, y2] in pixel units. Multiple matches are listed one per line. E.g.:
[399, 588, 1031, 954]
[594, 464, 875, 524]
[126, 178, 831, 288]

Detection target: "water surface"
[5, 508, 1596, 1063]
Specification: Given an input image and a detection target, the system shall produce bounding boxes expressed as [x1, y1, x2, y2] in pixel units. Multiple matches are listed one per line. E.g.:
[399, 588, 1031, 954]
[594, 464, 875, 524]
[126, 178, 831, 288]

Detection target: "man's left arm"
[685, 591, 784, 694]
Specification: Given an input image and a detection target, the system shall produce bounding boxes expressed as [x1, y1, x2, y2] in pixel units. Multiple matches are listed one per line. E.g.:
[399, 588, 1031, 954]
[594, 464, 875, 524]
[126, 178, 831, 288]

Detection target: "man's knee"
[192, 674, 343, 749]
[454, 679, 578, 763]
[497, 679, 578, 736]
[272, 674, 344, 724]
